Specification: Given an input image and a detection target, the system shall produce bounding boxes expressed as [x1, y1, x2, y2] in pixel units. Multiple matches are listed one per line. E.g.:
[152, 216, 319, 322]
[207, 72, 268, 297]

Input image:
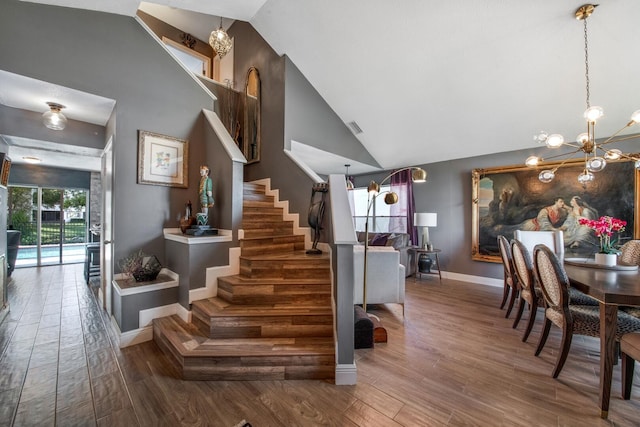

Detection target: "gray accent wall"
[229, 21, 312, 219]
[353, 135, 640, 282]
[0, 0, 215, 269]
[229, 22, 381, 225]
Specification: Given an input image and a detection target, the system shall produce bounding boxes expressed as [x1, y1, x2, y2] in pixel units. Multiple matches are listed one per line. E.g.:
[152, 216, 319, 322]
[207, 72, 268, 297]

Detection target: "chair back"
[514, 230, 564, 262]
[511, 239, 534, 293]
[532, 244, 570, 312]
[497, 235, 515, 278]
[620, 240, 640, 265]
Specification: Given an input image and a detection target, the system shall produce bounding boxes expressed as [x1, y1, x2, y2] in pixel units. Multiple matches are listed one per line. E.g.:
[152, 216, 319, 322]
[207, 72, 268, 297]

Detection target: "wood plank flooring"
[1, 264, 640, 426]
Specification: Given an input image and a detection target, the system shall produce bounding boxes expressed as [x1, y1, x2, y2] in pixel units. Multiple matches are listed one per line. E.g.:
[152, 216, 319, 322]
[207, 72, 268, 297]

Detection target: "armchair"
[353, 245, 405, 314]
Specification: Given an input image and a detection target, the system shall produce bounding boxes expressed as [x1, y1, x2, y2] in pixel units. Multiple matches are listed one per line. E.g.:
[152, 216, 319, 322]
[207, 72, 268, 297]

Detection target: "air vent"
[347, 121, 363, 135]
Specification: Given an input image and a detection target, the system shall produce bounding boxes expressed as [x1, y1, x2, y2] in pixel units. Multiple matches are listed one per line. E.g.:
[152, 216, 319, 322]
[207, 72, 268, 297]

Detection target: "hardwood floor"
[1, 264, 640, 426]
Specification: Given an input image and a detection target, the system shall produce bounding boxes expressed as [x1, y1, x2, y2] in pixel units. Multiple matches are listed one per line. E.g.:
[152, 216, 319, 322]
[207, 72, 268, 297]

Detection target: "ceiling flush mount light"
[526, 4, 640, 183]
[22, 156, 42, 164]
[42, 102, 67, 130]
[209, 17, 232, 59]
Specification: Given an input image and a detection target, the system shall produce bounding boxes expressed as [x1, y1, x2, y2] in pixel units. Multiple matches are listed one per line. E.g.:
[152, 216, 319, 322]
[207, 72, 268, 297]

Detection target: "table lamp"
[414, 212, 437, 250]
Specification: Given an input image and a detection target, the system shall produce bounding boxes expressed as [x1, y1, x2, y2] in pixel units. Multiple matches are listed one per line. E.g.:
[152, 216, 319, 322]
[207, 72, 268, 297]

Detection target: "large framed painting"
[137, 130, 188, 188]
[472, 157, 640, 263]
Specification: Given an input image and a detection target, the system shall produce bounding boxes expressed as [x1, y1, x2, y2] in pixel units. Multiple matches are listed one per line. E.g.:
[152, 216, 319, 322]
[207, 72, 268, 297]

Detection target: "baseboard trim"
[442, 271, 502, 288]
[190, 246, 242, 303]
[335, 363, 357, 385]
[114, 303, 191, 348]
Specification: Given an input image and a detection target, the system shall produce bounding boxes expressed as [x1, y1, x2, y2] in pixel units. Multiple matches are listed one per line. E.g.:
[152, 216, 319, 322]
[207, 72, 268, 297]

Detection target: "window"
[351, 185, 408, 233]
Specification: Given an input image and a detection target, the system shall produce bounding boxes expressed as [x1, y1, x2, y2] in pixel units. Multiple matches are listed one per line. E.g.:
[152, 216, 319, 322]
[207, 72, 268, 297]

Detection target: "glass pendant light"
[42, 102, 67, 130]
[538, 170, 555, 183]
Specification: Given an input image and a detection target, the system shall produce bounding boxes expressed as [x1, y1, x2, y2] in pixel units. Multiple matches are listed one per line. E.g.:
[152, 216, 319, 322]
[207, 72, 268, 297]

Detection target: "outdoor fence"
[10, 221, 87, 246]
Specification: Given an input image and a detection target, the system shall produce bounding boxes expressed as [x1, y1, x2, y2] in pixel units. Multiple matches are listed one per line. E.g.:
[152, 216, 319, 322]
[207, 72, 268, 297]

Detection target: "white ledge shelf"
[113, 268, 179, 296]
[163, 227, 232, 244]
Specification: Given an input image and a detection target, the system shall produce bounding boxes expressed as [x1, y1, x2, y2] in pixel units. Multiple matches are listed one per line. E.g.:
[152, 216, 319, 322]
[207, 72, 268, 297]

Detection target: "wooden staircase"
[153, 182, 335, 381]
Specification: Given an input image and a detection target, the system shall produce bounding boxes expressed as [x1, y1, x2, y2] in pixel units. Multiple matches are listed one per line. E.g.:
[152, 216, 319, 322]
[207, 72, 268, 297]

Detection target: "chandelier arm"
[604, 151, 640, 162]
[538, 147, 584, 162]
[560, 142, 582, 150]
[599, 133, 640, 147]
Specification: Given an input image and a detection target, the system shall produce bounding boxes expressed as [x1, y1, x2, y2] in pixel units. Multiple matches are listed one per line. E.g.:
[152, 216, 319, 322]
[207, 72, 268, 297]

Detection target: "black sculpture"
[306, 182, 328, 255]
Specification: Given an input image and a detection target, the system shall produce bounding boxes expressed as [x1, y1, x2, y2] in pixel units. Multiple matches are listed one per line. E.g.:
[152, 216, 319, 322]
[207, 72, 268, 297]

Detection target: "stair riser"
[243, 193, 273, 202]
[240, 243, 306, 257]
[243, 200, 277, 208]
[243, 229, 296, 239]
[217, 288, 331, 306]
[183, 362, 334, 381]
[242, 221, 293, 229]
[153, 325, 185, 368]
[196, 314, 333, 339]
[243, 206, 283, 215]
[209, 325, 333, 339]
[242, 183, 265, 194]
[239, 264, 329, 279]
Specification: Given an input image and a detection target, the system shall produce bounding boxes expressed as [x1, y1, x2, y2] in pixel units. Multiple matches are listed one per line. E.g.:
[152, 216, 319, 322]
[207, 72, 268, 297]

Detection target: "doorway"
[7, 185, 89, 267]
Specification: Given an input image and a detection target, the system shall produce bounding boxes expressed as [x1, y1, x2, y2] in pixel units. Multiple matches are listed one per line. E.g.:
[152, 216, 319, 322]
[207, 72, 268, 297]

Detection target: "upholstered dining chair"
[532, 244, 640, 378]
[621, 332, 640, 400]
[514, 230, 564, 261]
[510, 239, 543, 342]
[618, 241, 640, 319]
[514, 229, 598, 307]
[620, 240, 640, 265]
[497, 235, 518, 318]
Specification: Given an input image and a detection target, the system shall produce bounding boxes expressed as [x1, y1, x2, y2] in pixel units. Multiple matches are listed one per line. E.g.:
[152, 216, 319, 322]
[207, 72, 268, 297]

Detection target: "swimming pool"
[15, 244, 86, 266]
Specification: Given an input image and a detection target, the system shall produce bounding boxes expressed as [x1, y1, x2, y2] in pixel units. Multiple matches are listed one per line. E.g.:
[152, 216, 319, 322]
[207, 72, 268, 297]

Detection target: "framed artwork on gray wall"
[471, 157, 639, 263]
[137, 130, 188, 188]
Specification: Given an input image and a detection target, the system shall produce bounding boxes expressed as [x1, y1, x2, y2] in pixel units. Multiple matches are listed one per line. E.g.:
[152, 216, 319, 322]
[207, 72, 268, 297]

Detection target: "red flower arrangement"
[578, 216, 627, 254]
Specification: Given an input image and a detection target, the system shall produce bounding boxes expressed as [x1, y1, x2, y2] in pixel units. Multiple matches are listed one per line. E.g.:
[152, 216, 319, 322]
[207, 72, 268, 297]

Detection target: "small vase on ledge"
[595, 253, 617, 267]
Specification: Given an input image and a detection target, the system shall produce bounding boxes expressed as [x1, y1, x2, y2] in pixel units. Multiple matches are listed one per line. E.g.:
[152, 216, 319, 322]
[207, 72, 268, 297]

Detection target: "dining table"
[563, 260, 640, 419]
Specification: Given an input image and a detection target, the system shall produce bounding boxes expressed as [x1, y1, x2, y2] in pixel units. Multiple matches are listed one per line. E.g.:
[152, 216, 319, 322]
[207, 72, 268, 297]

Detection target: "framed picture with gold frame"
[0, 154, 11, 188]
[471, 157, 640, 263]
[137, 130, 188, 188]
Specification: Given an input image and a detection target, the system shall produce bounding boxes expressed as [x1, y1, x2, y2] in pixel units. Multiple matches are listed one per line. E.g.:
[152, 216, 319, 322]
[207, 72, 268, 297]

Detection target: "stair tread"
[219, 275, 330, 285]
[240, 250, 328, 261]
[155, 315, 333, 357]
[193, 297, 332, 317]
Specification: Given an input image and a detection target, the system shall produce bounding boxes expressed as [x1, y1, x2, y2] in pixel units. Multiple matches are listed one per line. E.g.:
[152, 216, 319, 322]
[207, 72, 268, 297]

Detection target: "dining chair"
[619, 240, 640, 319]
[514, 229, 598, 307]
[532, 244, 640, 378]
[621, 332, 640, 400]
[497, 235, 518, 317]
[620, 240, 640, 265]
[510, 239, 542, 342]
[514, 230, 564, 261]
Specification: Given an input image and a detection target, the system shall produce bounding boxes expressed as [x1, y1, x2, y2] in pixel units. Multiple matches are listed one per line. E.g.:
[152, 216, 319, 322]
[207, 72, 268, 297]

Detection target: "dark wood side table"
[411, 247, 442, 283]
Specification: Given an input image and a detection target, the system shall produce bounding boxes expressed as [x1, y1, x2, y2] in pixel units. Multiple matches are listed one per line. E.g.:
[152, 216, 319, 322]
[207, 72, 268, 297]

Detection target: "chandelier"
[209, 17, 232, 59]
[525, 4, 640, 184]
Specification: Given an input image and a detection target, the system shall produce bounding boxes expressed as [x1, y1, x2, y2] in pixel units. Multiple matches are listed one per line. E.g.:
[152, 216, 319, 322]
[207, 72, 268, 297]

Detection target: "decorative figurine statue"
[198, 165, 214, 225]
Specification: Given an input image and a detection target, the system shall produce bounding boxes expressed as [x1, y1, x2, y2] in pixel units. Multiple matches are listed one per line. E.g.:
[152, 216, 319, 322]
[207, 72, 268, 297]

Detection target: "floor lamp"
[414, 212, 437, 250]
[362, 166, 427, 312]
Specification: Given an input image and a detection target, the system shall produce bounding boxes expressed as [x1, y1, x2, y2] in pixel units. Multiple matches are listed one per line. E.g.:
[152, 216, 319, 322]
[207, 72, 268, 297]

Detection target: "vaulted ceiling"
[10, 0, 640, 173]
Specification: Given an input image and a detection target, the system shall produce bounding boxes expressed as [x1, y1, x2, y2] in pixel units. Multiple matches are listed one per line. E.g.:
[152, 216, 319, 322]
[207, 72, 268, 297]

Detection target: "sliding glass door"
[8, 186, 88, 268]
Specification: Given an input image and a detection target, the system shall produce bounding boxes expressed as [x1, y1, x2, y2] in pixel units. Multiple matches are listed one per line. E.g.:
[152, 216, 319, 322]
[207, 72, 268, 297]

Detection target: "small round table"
[411, 247, 442, 283]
